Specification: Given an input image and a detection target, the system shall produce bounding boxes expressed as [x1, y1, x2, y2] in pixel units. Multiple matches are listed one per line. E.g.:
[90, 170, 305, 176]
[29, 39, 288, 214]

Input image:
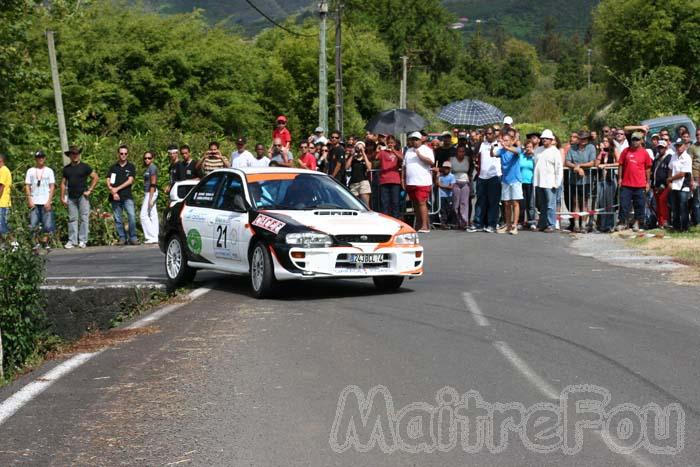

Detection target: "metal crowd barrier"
[559, 166, 620, 231]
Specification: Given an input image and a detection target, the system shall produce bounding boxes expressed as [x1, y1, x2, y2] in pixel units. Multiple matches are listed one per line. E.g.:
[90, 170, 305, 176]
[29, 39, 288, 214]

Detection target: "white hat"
[314, 126, 324, 133]
[503, 116, 513, 125]
[408, 131, 422, 139]
[657, 140, 668, 148]
[540, 129, 555, 140]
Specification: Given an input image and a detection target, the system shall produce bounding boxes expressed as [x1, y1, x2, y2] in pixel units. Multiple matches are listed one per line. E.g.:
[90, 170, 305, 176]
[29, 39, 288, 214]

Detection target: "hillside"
[146, 0, 598, 42]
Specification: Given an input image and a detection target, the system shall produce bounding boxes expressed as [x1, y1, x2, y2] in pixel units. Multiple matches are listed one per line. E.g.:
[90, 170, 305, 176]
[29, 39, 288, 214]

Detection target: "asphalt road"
[2, 232, 699, 466]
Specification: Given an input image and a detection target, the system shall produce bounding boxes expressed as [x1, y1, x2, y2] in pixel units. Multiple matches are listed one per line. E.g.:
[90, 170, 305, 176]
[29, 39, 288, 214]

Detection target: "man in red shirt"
[272, 115, 291, 151]
[617, 131, 652, 232]
[298, 141, 317, 171]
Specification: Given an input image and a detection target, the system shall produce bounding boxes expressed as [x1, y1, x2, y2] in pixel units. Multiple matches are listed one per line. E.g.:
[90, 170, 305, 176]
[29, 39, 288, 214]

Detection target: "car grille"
[335, 234, 391, 243]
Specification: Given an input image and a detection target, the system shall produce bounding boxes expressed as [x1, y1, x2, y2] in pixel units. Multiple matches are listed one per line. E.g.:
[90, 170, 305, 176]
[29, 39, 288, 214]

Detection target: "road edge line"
[462, 292, 490, 327]
[0, 286, 211, 427]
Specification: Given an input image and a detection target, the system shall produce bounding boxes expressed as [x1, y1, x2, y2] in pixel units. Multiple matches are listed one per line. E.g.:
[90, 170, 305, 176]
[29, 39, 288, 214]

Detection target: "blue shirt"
[498, 147, 522, 184]
[519, 153, 535, 184]
[438, 173, 456, 198]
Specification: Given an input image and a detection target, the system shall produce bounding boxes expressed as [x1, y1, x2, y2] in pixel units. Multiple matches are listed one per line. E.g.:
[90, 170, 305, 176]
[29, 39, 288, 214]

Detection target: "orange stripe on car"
[246, 173, 299, 182]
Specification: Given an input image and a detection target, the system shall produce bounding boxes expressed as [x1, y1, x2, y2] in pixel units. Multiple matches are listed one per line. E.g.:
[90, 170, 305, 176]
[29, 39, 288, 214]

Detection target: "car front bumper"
[270, 245, 424, 281]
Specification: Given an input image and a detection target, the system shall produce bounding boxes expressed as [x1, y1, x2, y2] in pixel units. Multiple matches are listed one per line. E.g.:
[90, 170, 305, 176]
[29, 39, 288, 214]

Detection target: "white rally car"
[160, 168, 424, 298]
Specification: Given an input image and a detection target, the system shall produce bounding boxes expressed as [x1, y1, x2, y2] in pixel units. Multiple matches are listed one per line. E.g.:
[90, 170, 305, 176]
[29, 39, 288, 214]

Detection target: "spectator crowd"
[0, 114, 699, 249]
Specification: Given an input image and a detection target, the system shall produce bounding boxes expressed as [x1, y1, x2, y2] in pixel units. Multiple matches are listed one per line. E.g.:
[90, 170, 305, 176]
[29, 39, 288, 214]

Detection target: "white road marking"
[45, 276, 158, 280]
[493, 341, 559, 400]
[126, 287, 211, 329]
[0, 352, 99, 425]
[0, 286, 211, 427]
[493, 340, 657, 467]
[462, 292, 490, 327]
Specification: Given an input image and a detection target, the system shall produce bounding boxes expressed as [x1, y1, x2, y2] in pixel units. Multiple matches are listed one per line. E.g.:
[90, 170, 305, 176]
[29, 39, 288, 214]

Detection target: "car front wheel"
[373, 275, 404, 292]
[165, 235, 196, 287]
[250, 242, 276, 298]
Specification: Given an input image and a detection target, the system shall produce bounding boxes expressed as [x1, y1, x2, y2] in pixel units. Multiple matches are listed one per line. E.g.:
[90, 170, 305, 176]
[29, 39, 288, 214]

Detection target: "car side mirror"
[233, 194, 248, 212]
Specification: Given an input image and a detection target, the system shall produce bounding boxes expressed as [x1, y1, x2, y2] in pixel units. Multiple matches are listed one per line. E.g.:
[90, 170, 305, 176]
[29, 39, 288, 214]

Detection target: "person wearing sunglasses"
[272, 115, 291, 153]
[107, 145, 138, 245]
[270, 137, 292, 167]
[140, 150, 159, 244]
[24, 150, 56, 250]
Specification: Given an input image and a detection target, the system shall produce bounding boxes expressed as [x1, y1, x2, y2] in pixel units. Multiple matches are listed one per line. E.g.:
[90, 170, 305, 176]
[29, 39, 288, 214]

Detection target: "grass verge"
[625, 226, 700, 284]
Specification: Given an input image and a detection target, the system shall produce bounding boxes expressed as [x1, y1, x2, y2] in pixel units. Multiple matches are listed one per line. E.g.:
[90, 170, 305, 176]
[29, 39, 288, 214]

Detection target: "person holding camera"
[198, 141, 229, 176]
[346, 141, 372, 205]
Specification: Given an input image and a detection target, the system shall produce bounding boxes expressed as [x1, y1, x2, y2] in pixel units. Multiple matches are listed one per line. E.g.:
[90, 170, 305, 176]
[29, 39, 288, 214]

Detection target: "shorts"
[407, 185, 432, 203]
[30, 205, 56, 233]
[501, 182, 523, 201]
[349, 180, 372, 196]
[0, 207, 9, 235]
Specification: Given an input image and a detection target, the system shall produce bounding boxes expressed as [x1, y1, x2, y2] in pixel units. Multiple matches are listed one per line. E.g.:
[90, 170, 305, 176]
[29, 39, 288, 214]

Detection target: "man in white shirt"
[667, 139, 693, 231]
[402, 131, 434, 233]
[230, 137, 256, 168]
[469, 127, 502, 233]
[533, 129, 563, 232]
[249, 143, 271, 168]
[24, 150, 56, 249]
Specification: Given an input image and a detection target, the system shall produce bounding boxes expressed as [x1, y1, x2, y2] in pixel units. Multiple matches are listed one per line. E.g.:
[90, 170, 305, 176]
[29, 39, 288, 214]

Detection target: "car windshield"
[246, 173, 368, 211]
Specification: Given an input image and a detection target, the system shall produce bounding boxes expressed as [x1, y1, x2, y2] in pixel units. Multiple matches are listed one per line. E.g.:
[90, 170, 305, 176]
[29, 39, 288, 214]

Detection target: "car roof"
[641, 114, 694, 126]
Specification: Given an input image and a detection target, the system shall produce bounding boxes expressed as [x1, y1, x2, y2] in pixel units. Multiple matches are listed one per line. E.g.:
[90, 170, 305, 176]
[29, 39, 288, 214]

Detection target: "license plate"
[350, 254, 384, 264]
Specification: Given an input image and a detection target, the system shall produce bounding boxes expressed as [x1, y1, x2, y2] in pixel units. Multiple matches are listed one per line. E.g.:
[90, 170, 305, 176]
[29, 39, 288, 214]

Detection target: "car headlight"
[394, 232, 419, 245]
[286, 232, 333, 248]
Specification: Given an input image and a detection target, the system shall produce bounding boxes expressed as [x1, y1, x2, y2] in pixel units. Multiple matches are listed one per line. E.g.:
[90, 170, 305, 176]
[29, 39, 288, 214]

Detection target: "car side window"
[188, 174, 224, 208]
[214, 174, 246, 212]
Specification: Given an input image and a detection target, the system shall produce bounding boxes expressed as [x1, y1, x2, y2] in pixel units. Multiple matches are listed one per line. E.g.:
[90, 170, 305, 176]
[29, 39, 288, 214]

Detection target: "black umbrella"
[437, 99, 505, 126]
[364, 109, 428, 135]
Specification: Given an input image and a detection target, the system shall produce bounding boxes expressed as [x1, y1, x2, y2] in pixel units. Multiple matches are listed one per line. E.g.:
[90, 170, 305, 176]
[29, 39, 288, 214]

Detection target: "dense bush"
[0, 197, 48, 378]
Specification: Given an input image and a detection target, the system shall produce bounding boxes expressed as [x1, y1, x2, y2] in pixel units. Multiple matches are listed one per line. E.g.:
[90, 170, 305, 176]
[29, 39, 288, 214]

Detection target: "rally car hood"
[260, 209, 406, 236]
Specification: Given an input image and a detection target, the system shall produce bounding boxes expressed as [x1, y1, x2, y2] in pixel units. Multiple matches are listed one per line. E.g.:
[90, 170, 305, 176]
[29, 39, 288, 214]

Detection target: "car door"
[210, 173, 249, 271]
[181, 174, 226, 262]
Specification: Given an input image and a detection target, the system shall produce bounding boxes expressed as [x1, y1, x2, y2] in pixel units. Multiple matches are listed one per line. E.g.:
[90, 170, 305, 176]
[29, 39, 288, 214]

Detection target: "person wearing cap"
[272, 115, 291, 152]
[616, 131, 652, 232]
[0, 153, 12, 240]
[667, 139, 693, 231]
[230, 137, 255, 169]
[437, 161, 455, 227]
[312, 126, 325, 144]
[565, 130, 597, 232]
[403, 131, 435, 233]
[107, 145, 139, 246]
[24, 150, 56, 249]
[61, 146, 98, 248]
[533, 129, 563, 232]
[502, 116, 514, 135]
[468, 126, 501, 233]
[651, 138, 673, 229]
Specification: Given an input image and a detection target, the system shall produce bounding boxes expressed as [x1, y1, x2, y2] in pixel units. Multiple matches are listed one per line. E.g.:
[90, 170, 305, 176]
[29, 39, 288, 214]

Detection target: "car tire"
[250, 242, 276, 299]
[373, 275, 404, 291]
[165, 235, 196, 287]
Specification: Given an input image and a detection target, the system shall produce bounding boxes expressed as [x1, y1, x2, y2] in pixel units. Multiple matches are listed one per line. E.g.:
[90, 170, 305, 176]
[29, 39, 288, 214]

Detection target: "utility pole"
[334, 1, 344, 138]
[587, 48, 592, 88]
[318, 1, 328, 133]
[46, 30, 70, 166]
[399, 55, 408, 148]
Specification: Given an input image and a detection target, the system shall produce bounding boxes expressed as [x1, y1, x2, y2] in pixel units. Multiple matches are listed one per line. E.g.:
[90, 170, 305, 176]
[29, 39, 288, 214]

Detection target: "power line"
[244, 0, 315, 37]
